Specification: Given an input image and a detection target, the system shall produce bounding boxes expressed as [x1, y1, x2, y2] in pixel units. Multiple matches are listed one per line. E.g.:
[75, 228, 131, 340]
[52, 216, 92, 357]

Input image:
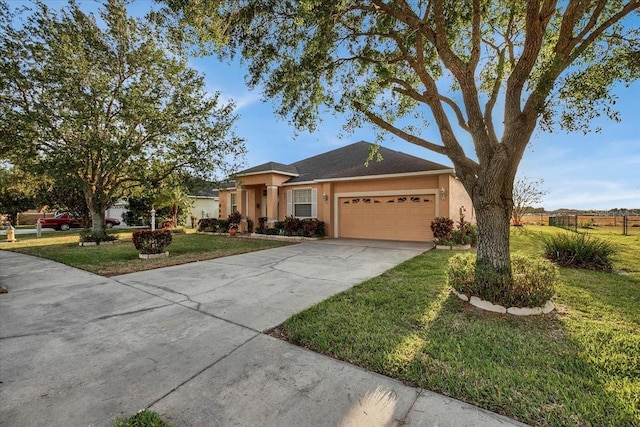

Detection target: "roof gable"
[238, 161, 298, 176]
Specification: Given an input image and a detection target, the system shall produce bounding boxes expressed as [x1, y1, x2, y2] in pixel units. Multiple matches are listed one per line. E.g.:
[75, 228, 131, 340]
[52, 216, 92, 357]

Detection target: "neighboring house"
[219, 141, 473, 242]
[188, 187, 219, 228]
[105, 199, 129, 226]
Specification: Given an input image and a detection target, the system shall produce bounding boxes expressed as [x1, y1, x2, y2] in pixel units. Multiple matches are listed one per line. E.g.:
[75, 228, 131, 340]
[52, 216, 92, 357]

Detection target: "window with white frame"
[287, 188, 317, 218]
[230, 193, 238, 213]
[293, 189, 312, 217]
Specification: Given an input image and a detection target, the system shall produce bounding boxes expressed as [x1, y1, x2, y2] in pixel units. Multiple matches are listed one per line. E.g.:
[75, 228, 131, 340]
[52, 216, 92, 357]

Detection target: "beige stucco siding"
[446, 176, 475, 224]
[219, 171, 471, 241]
[332, 175, 440, 194]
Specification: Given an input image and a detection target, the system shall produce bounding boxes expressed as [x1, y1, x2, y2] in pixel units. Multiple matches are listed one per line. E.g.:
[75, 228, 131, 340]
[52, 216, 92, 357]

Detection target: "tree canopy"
[0, 0, 245, 235]
[0, 165, 38, 225]
[156, 0, 639, 275]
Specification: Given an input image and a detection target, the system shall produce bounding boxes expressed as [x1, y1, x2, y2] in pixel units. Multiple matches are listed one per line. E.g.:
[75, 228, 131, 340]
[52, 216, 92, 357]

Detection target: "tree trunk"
[84, 188, 109, 237]
[474, 201, 513, 272]
[91, 208, 107, 236]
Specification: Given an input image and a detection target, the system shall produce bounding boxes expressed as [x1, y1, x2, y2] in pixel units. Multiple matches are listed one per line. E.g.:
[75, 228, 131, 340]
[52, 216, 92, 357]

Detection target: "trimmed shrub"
[227, 211, 242, 229]
[256, 217, 268, 234]
[198, 218, 220, 232]
[265, 228, 280, 235]
[447, 253, 558, 308]
[301, 218, 325, 237]
[132, 229, 172, 254]
[79, 230, 118, 244]
[543, 232, 615, 270]
[281, 217, 325, 237]
[450, 228, 471, 245]
[218, 219, 229, 231]
[430, 217, 454, 241]
[284, 216, 300, 236]
[274, 221, 285, 233]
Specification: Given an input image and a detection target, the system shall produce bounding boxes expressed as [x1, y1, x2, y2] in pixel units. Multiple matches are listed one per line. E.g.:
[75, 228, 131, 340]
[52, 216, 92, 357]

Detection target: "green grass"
[114, 410, 172, 427]
[0, 229, 289, 276]
[279, 226, 640, 426]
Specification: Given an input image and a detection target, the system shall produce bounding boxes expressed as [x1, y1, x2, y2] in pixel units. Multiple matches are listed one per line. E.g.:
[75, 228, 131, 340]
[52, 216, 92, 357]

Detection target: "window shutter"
[227, 193, 232, 216]
[286, 190, 292, 216]
[311, 188, 317, 218]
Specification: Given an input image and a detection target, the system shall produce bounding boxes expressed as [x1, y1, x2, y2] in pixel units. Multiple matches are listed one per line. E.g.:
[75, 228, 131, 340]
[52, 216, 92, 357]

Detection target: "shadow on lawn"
[280, 277, 637, 426]
[391, 294, 637, 426]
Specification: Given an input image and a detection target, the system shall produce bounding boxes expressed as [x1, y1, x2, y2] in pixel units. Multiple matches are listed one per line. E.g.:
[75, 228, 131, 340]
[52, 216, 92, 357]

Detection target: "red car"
[37, 212, 121, 231]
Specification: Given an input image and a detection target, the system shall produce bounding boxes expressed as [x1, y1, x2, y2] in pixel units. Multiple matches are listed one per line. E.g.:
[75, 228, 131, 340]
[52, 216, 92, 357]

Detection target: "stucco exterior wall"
[446, 176, 475, 224]
[218, 172, 471, 240]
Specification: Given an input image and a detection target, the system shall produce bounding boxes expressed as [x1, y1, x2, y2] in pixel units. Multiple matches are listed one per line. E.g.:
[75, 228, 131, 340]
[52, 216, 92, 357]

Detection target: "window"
[293, 189, 312, 217]
[230, 193, 238, 213]
[287, 188, 317, 218]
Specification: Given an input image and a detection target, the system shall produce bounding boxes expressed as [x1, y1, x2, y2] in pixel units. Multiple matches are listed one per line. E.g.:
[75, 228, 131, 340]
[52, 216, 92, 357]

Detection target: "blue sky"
[20, 1, 640, 211]
[195, 55, 640, 212]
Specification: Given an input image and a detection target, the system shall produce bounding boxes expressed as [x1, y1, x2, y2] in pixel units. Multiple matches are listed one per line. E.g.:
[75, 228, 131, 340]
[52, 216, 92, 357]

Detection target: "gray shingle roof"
[236, 141, 452, 184]
[190, 188, 219, 198]
[238, 161, 298, 176]
[290, 141, 450, 182]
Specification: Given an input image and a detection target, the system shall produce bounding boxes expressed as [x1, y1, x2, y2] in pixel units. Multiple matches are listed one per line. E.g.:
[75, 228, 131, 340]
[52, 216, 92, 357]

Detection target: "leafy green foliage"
[132, 229, 173, 254]
[113, 410, 172, 427]
[198, 218, 224, 232]
[79, 229, 118, 244]
[432, 216, 477, 246]
[0, 166, 38, 225]
[543, 232, 615, 271]
[447, 253, 558, 308]
[0, 0, 244, 236]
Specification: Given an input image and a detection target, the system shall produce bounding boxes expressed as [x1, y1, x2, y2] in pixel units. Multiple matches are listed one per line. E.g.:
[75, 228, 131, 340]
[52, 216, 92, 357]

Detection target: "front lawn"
[0, 229, 290, 276]
[278, 226, 639, 426]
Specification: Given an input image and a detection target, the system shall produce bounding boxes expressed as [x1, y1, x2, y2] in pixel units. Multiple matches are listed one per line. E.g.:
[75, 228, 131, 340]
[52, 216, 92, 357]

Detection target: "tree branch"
[353, 101, 446, 155]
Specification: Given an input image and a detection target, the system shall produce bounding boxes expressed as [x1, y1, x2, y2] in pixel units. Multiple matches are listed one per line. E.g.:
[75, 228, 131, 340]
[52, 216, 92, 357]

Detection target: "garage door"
[338, 194, 436, 242]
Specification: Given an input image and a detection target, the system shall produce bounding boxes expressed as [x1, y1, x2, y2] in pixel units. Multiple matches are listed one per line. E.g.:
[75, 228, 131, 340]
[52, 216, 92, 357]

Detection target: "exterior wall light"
[322, 193, 329, 202]
[440, 188, 446, 200]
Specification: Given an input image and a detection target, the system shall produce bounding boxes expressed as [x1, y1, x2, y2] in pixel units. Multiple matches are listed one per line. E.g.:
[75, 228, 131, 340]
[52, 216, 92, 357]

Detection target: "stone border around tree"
[451, 288, 555, 316]
[139, 252, 169, 260]
[435, 244, 471, 250]
[78, 241, 115, 247]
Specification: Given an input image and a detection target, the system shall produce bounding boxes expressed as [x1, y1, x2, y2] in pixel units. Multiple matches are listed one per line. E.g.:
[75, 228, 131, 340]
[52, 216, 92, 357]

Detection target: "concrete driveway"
[0, 240, 526, 427]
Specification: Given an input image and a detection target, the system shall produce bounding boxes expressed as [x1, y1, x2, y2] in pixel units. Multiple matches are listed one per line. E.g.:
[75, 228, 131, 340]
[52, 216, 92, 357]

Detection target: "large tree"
[0, 0, 245, 236]
[0, 165, 38, 226]
[157, 0, 639, 280]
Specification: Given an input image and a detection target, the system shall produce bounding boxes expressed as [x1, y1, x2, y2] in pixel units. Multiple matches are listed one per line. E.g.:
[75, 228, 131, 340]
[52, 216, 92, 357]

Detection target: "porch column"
[237, 186, 247, 232]
[321, 182, 332, 237]
[267, 185, 279, 226]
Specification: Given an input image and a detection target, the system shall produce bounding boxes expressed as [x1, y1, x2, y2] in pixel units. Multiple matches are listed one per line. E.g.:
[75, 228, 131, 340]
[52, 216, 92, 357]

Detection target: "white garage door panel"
[338, 195, 435, 242]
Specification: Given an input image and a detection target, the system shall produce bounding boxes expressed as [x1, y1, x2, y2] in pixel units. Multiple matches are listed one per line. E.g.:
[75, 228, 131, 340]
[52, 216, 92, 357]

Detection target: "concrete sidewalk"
[0, 241, 528, 427]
